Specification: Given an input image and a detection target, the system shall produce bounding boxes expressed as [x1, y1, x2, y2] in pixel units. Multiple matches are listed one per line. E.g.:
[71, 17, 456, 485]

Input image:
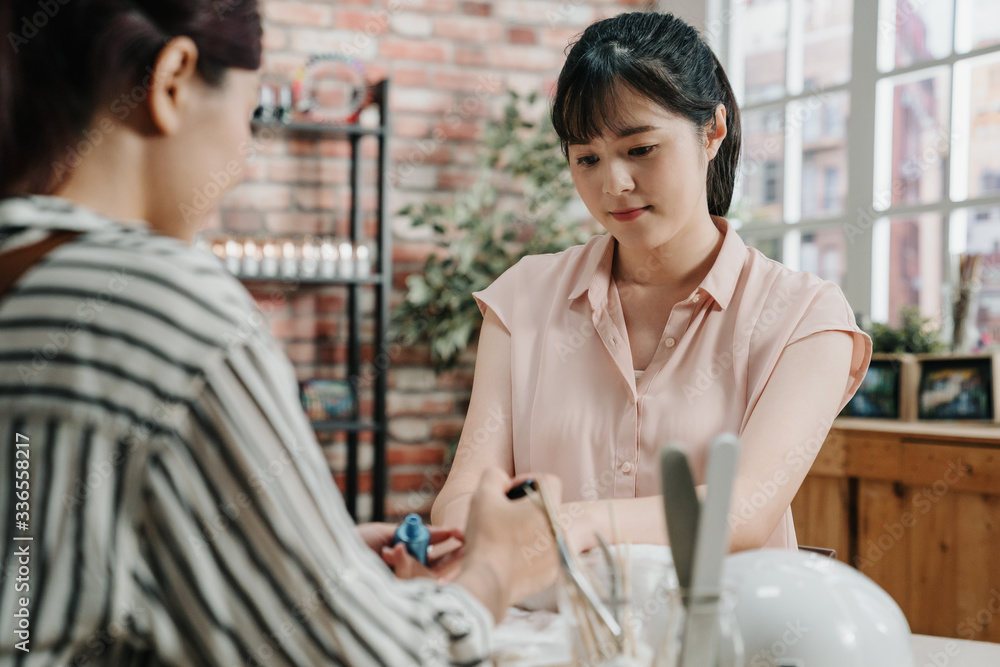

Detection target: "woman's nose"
[602, 161, 634, 196]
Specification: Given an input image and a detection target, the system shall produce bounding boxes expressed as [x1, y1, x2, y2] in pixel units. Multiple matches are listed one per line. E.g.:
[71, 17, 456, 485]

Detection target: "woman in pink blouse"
[432, 12, 872, 553]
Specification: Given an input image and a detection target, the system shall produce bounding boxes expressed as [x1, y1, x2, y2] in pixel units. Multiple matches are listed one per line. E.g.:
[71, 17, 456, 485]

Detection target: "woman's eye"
[629, 145, 656, 157]
[575, 155, 599, 167]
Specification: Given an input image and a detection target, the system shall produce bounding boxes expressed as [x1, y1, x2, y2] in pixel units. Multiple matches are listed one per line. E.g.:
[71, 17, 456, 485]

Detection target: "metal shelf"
[238, 274, 383, 287]
[252, 119, 384, 137]
[311, 420, 383, 433]
[242, 79, 392, 522]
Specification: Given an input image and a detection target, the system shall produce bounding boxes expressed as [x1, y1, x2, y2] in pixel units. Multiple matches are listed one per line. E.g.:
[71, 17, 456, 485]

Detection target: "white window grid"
[708, 0, 1000, 323]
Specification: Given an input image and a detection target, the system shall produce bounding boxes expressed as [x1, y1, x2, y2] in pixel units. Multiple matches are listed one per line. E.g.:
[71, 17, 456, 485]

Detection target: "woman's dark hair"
[0, 0, 262, 196]
[552, 12, 742, 217]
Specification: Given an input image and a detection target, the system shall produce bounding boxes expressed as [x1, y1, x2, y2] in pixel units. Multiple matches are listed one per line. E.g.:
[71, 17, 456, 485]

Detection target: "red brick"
[431, 69, 501, 93]
[262, 26, 289, 51]
[396, 0, 457, 11]
[380, 38, 449, 63]
[387, 392, 455, 417]
[433, 16, 504, 42]
[392, 345, 433, 365]
[264, 212, 327, 235]
[455, 47, 487, 67]
[392, 241, 440, 264]
[266, 2, 333, 27]
[224, 183, 291, 210]
[268, 158, 349, 185]
[437, 169, 478, 190]
[387, 443, 446, 466]
[391, 470, 445, 493]
[334, 471, 372, 494]
[461, 1, 491, 16]
[293, 186, 340, 210]
[432, 120, 481, 141]
[390, 89, 454, 115]
[436, 368, 475, 390]
[509, 27, 537, 44]
[392, 69, 430, 88]
[540, 26, 582, 50]
[286, 341, 315, 363]
[430, 417, 466, 440]
[393, 142, 451, 166]
[334, 8, 390, 33]
[486, 44, 560, 72]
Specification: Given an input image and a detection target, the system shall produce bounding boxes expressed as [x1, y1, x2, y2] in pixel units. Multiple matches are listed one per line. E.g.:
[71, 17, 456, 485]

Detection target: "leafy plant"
[866, 306, 947, 354]
[393, 90, 592, 370]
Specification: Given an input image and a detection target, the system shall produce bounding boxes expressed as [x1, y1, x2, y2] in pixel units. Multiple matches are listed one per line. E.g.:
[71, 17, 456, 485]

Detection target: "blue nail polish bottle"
[393, 514, 430, 565]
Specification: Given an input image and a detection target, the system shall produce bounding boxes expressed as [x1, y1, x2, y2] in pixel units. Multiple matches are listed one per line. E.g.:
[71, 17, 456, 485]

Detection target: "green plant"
[866, 306, 947, 354]
[394, 90, 592, 370]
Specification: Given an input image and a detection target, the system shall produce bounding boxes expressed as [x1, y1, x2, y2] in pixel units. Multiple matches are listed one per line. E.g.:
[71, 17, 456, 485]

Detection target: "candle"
[300, 236, 319, 278]
[338, 241, 354, 278]
[224, 238, 243, 275]
[242, 238, 261, 277]
[319, 237, 338, 279]
[261, 239, 279, 277]
[281, 239, 298, 278]
[355, 243, 372, 277]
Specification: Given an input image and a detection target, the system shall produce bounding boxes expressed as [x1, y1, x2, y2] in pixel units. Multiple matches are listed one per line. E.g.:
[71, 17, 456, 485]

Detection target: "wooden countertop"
[834, 417, 1000, 443]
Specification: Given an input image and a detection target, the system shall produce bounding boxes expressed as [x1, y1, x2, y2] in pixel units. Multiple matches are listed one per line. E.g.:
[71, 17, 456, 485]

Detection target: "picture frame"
[914, 353, 1000, 423]
[840, 353, 918, 421]
[300, 379, 355, 422]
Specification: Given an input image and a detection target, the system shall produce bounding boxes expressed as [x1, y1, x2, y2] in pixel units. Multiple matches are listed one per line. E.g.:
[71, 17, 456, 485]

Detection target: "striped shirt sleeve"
[132, 332, 494, 667]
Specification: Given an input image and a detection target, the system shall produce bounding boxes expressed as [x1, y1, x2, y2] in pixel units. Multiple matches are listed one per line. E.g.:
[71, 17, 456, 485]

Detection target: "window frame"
[706, 0, 1000, 324]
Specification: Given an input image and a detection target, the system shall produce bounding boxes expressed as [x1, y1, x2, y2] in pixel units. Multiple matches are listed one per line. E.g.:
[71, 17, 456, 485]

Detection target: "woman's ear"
[147, 36, 201, 136]
[705, 103, 728, 161]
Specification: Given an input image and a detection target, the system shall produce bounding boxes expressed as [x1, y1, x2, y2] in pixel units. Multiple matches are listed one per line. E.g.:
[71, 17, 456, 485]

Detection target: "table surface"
[492, 609, 1000, 666]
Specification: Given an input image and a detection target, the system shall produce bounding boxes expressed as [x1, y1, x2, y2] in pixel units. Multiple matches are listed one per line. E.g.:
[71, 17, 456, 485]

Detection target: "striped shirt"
[0, 196, 492, 666]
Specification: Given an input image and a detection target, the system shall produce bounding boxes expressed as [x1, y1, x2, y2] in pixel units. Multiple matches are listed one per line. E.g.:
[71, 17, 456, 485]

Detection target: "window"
[823, 167, 839, 212]
[764, 161, 780, 203]
[719, 0, 1000, 338]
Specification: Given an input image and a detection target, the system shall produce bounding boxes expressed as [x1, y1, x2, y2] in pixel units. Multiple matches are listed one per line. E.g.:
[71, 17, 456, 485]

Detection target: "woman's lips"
[610, 206, 651, 222]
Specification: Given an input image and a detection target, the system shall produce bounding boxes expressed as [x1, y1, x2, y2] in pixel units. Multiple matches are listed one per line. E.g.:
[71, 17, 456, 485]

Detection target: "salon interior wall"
[210, 0, 659, 521]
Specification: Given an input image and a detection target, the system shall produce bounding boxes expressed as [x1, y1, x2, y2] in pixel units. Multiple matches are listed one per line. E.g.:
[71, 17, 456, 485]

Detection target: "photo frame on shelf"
[840, 353, 918, 421]
[914, 353, 1000, 423]
[300, 379, 355, 422]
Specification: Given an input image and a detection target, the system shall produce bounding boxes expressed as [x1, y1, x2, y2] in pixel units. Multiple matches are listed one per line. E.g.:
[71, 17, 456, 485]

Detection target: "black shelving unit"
[247, 79, 391, 521]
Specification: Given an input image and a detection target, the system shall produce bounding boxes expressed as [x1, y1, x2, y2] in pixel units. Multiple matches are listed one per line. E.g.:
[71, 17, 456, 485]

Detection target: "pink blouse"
[473, 216, 872, 548]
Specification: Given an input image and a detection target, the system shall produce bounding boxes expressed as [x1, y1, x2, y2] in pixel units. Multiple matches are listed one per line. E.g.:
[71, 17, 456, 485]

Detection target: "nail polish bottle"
[393, 514, 430, 565]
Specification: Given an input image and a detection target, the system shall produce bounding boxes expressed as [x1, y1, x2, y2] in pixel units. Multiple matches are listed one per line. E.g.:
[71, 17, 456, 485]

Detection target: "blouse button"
[621, 461, 633, 475]
[664, 337, 676, 348]
[692, 294, 701, 303]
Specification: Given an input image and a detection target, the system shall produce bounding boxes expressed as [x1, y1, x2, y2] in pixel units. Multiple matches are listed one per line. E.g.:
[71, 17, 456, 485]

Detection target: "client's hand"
[357, 523, 466, 582]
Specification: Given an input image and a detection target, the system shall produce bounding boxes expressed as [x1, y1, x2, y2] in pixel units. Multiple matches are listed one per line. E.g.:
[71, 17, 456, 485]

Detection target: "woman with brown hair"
[434, 11, 871, 556]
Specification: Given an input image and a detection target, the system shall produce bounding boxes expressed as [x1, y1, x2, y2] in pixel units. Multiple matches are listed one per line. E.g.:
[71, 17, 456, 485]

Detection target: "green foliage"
[866, 306, 947, 354]
[393, 90, 591, 371]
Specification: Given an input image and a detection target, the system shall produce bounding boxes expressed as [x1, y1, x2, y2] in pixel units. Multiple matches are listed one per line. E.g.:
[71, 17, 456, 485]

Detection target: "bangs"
[554, 75, 644, 151]
[552, 48, 687, 156]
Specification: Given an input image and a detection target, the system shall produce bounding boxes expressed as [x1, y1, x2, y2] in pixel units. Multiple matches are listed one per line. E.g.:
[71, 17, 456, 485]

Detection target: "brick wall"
[211, 0, 651, 521]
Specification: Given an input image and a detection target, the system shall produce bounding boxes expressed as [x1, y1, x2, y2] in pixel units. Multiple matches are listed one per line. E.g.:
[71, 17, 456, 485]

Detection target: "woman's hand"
[455, 469, 563, 623]
[357, 522, 466, 582]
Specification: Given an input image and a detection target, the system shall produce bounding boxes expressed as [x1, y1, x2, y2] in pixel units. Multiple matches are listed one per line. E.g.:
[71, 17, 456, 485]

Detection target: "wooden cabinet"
[791, 418, 1000, 642]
